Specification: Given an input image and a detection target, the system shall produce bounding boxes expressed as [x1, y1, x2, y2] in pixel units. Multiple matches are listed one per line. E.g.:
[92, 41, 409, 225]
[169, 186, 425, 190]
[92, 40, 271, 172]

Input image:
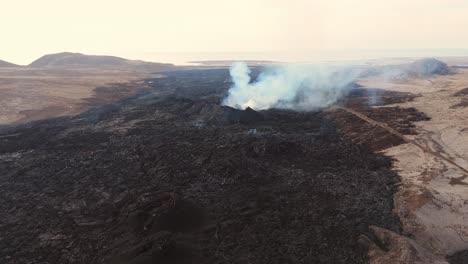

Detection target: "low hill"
[0, 59, 19, 67]
[29, 52, 175, 73]
[361, 58, 453, 79]
[407, 58, 452, 76]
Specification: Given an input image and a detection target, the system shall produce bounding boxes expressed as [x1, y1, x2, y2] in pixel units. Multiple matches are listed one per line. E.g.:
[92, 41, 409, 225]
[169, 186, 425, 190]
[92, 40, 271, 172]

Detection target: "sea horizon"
[116, 49, 468, 66]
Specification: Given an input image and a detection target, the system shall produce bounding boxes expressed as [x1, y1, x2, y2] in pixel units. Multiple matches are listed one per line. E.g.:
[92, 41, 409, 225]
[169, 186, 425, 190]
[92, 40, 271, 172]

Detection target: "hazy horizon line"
[5, 48, 468, 66]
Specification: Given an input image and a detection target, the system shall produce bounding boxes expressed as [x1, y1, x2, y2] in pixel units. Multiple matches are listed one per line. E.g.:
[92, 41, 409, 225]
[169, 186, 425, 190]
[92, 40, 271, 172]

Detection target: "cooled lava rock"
[0, 68, 407, 264]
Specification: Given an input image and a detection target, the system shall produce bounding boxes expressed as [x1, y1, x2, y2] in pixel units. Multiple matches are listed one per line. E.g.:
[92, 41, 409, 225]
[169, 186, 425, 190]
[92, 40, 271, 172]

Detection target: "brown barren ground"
[0, 67, 154, 125]
[356, 62, 468, 263]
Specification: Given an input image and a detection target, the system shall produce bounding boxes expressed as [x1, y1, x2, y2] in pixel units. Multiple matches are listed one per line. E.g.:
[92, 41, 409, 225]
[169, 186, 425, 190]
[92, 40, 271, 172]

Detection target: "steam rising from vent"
[222, 62, 358, 111]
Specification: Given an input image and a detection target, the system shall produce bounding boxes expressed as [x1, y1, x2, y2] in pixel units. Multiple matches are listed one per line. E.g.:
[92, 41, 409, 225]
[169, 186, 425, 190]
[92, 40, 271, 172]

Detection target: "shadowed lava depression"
[0, 68, 430, 264]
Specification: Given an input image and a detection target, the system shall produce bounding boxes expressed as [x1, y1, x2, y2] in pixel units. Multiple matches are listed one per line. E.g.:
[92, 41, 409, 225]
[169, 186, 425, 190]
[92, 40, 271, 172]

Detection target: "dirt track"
[336, 106, 468, 177]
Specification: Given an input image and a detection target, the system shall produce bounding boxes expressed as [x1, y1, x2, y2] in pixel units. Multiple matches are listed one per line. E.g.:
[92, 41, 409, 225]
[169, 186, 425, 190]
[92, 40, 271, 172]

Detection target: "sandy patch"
[359, 67, 468, 259]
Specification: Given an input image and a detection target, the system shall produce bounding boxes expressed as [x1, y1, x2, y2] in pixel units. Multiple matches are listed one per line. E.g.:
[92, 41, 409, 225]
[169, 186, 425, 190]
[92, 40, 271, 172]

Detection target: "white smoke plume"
[222, 62, 359, 111]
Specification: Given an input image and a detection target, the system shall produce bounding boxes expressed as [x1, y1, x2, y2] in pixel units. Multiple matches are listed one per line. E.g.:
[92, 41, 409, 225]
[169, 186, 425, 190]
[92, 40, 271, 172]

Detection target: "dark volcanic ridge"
[0, 68, 432, 264]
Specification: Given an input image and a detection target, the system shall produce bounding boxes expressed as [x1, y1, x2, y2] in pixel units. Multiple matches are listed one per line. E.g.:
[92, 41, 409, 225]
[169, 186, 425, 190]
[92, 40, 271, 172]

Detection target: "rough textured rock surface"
[0, 69, 418, 264]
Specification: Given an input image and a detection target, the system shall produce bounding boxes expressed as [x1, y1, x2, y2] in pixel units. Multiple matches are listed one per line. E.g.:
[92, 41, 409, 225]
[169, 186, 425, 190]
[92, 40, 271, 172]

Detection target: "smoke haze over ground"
[222, 62, 359, 111]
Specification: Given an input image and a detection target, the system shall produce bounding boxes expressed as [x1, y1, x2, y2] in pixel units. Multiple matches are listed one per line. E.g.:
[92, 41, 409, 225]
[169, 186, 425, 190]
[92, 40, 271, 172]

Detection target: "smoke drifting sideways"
[222, 62, 359, 111]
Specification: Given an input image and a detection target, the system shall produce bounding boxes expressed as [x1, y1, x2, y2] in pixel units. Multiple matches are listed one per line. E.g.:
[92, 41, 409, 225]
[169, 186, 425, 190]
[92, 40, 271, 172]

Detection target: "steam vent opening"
[196, 102, 264, 125]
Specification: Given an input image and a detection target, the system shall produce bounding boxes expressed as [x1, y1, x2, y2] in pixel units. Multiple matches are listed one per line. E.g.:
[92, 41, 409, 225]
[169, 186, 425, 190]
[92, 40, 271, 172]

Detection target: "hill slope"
[29, 52, 175, 73]
[407, 58, 452, 76]
[0, 59, 19, 67]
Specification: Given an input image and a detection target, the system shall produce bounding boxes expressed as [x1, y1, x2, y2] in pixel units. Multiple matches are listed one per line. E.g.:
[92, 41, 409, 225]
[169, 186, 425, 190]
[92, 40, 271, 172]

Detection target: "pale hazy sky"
[2, 0, 468, 65]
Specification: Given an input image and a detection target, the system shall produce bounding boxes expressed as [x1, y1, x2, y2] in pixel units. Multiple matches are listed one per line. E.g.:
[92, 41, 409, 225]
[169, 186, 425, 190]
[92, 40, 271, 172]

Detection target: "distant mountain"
[0, 59, 19, 67]
[29, 52, 175, 73]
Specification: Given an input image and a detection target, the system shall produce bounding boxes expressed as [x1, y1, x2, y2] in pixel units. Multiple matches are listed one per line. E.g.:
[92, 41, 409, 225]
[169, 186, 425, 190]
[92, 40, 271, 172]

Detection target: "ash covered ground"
[0, 69, 429, 263]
